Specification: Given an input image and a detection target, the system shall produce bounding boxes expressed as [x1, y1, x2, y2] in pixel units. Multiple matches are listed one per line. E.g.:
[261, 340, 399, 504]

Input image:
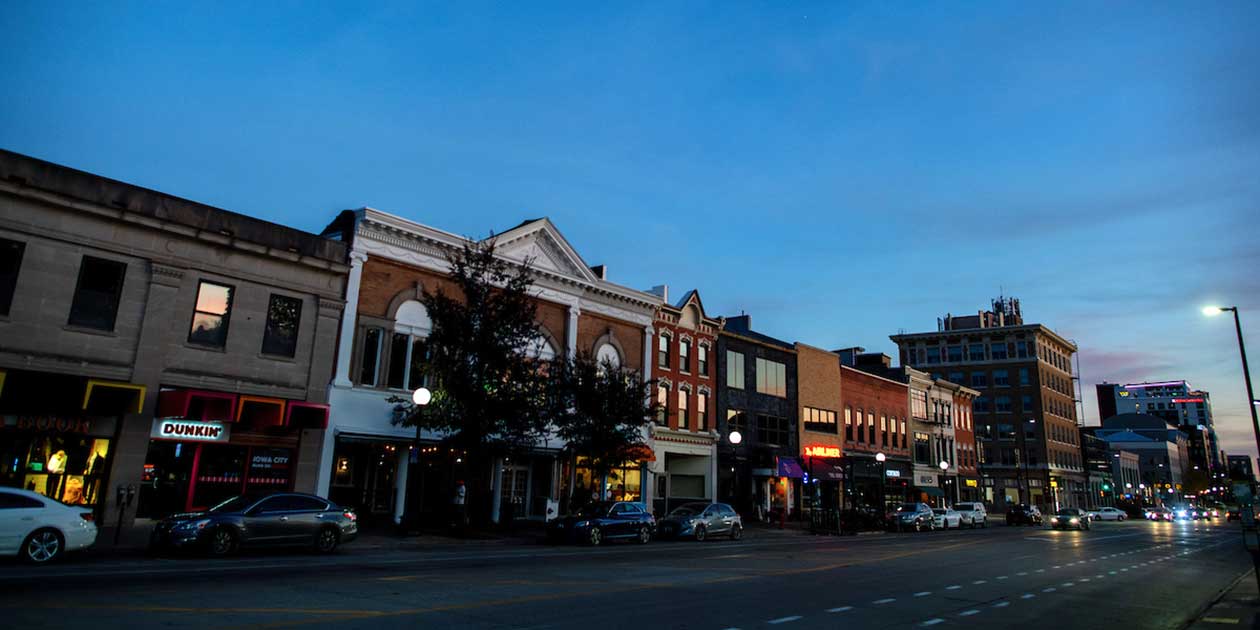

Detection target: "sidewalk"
[1186, 570, 1258, 629]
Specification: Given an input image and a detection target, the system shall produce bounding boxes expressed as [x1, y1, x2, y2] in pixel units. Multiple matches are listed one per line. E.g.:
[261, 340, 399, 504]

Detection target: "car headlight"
[1051, 517, 1059, 523]
[1177, 510, 1188, 517]
[1069, 518, 1079, 523]
[174, 519, 211, 532]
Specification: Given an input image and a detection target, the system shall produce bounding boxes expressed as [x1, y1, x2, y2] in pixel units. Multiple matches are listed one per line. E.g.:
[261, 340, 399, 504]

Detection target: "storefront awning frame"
[82, 379, 146, 414]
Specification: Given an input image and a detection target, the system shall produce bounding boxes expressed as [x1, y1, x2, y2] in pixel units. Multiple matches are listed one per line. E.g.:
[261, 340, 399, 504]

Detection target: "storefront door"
[500, 465, 529, 520]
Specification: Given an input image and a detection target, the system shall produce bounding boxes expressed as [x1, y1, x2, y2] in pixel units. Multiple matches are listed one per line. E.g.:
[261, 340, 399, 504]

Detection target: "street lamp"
[939, 460, 952, 506]
[403, 387, 431, 533]
[727, 430, 744, 512]
[875, 452, 887, 513]
[1203, 306, 1260, 465]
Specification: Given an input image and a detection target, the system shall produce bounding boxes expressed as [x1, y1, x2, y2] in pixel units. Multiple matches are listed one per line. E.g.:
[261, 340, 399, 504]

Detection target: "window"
[995, 396, 1012, 413]
[755, 358, 787, 397]
[844, 407, 853, 441]
[993, 369, 1009, 387]
[0, 238, 24, 316]
[261, 294, 303, 357]
[948, 371, 964, 384]
[970, 372, 987, 387]
[658, 335, 670, 368]
[968, 343, 985, 361]
[1021, 394, 1034, 412]
[68, 256, 127, 331]
[756, 415, 788, 446]
[991, 342, 1008, 360]
[698, 344, 709, 376]
[656, 385, 668, 425]
[899, 419, 907, 448]
[975, 396, 990, 413]
[1018, 367, 1030, 386]
[679, 339, 691, 373]
[926, 346, 940, 364]
[914, 432, 931, 464]
[187, 280, 233, 346]
[911, 390, 928, 419]
[727, 409, 747, 435]
[867, 413, 875, 445]
[803, 406, 837, 433]
[947, 345, 962, 362]
[1016, 341, 1028, 358]
[880, 415, 888, 445]
[678, 390, 689, 430]
[358, 327, 383, 385]
[697, 392, 708, 431]
[0, 491, 44, 509]
[726, 351, 745, 389]
[856, 408, 865, 442]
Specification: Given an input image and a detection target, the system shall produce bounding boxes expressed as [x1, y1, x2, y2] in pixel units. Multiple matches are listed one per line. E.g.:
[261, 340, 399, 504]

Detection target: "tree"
[545, 352, 660, 507]
[391, 237, 550, 525]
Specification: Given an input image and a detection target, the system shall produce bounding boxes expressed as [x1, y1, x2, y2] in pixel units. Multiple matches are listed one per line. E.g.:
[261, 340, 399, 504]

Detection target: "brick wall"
[796, 345, 843, 452]
[840, 365, 910, 458]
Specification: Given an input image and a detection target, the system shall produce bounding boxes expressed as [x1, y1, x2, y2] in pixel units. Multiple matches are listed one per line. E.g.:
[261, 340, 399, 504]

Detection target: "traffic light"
[1103, 482, 1111, 492]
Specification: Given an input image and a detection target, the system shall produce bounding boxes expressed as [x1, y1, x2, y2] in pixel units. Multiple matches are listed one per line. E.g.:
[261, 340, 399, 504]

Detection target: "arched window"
[595, 343, 621, 369]
[525, 333, 558, 361]
[386, 300, 432, 391]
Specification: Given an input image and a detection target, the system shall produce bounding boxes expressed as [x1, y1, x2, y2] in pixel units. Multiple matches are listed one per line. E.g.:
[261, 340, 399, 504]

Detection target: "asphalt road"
[0, 518, 1249, 629]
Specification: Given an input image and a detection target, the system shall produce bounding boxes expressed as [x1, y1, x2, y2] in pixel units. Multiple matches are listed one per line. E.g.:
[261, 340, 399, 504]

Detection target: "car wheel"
[637, 526, 652, 545]
[730, 524, 743, 540]
[694, 525, 707, 542]
[314, 527, 340, 553]
[208, 527, 238, 557]
[588, 527, 603, 546]
[20, 529, 63, 564]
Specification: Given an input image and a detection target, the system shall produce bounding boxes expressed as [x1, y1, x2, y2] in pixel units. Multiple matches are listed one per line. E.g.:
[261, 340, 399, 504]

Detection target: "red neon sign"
[803, 445, 842, 458]
[1172, 398, 1204, 404]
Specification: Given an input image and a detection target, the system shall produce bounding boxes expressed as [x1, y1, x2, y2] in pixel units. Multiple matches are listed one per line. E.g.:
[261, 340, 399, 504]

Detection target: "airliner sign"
[151, 418, 231, 443]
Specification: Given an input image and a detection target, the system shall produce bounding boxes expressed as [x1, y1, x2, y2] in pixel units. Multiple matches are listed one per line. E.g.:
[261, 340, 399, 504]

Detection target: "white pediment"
[491, 220, 597, 282]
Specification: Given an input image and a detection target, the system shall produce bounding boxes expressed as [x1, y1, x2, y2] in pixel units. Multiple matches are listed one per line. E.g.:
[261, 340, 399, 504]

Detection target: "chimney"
[648, 284, 668, 302]
[725, 314, 752, 333]
[590, 265, 607, 280]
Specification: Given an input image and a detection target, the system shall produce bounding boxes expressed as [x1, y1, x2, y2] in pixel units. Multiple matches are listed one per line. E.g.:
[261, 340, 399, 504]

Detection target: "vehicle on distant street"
[656, 502, 742, 541]
[1050, 508, 1091, 530]
[932, 507, 962, 529]
[1146, 506, 1174, 522]
[890, 503, 937, 532]
[1227, 507, 1241, 522]
[1170, 505, 1196, 521]
[952, 502, 988, 528]
[1006, 504, 1043, 526]
[0, 488, 98, 564]
[149, 492, 357, 556]
[546, 501, 655, 545]
[1088, 507, 1127, 521]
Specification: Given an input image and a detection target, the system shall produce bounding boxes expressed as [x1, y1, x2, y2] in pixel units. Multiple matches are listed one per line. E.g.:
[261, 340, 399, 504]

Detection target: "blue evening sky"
[3, 2, 1258, 456]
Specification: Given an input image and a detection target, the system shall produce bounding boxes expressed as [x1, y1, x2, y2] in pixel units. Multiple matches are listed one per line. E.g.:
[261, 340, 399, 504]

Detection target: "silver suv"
[952, 502, 988, 528]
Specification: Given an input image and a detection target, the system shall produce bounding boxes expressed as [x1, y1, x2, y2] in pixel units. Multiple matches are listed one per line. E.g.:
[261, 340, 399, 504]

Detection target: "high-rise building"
[891, 296, 1086, 510]
[1096, 380, 1221, 473]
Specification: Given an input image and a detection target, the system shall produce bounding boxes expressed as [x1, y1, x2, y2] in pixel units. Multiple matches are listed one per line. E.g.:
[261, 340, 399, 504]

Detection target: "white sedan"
[1087, 507, 1127, 521]
[932, 508, 962, 529]
[0, 488, 98, 563]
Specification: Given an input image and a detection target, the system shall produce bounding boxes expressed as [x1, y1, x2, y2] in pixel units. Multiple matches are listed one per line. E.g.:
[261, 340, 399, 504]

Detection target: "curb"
[1179, 568, 1254, 630]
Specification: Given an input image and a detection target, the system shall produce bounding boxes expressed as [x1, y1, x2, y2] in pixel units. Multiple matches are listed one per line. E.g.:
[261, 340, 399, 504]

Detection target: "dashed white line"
[1036, 569, 1046, 573]
[945, 585, 962, 591]
[1079, 578, 1091, 583]
[973, 580, 987, 585]
[826, 606, 853, 613]
[959, 610, 981, 617]
[993, 601, 1010, 608]
[1021, 593, 1036, 599]
[1017, 571, 1029, 576]
[1109, 571, 1118, 575]
[996, 575, 1008, 580]
[873, 598, 896, 605]
[913, 592, 932, 598]
[1062, 582, 1076, 588]
[922, 619, 945, 627]
[768, 616, 802, 625]
[1042, 587, 1057, 593]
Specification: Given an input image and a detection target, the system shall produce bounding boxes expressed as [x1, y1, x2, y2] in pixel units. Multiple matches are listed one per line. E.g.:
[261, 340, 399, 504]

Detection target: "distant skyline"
[3, 2, 1257, 457]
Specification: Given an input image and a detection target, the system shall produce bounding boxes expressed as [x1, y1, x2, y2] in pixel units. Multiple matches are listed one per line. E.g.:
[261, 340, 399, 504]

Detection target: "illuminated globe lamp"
[728, 430, 742, 445]
[875, 452, 886, 463]
[412, 387, 432, 406]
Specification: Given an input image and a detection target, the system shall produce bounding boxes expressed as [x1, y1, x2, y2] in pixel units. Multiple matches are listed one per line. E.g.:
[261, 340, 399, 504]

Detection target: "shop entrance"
[499, 464, 529, 521]
[328, 439, 401, 525]
[138, 442, 295, 518]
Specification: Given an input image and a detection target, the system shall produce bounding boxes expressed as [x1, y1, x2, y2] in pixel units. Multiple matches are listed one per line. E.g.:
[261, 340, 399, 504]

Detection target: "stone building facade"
[0, 150, 347, 541]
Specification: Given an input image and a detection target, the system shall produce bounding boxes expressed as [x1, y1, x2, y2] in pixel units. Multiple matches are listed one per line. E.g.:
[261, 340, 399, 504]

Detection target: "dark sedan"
[657, 502, 743, 541]
[150, 493, 358, 556]
[546, 501, 654, 545]
[1050, 508, 1090, 530]
[1006, 504, 1043, 526]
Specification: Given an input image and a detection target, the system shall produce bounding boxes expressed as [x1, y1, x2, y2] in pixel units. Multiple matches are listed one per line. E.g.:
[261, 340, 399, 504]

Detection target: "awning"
[776, 456, 804, 479]
[237, 395, 286, 427]
[158, 389, 238, 422]
[807, 459, 845, 481]
[82, 379, 146, 414]
[919, 486, 945, 497]
[285, 402, 330, 429]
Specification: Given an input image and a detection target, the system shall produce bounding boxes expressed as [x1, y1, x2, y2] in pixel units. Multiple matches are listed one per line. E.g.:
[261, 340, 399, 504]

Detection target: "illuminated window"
[678, 389, 689, 430]
[697, 392, 708, 431]
[656, 384, 668, 425]
[187, 280, 233, 347]
[755, 358, 786, 397]
[867, 413, 875, 446]
[856, 408, 865, 442]
[803, 406, 837, 433]
[880, 415, 888, 445]
[844, 407, 853, 441]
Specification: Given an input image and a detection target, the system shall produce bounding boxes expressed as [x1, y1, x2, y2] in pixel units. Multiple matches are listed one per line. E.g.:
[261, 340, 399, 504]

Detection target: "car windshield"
[1056, 509, 1080, 516]
[668, 503, 709, 517]
[933, 509, 947, 515]
[576, 503, 613, 518]
[209, 495, 259, 513]
[896, 504, 920, 512]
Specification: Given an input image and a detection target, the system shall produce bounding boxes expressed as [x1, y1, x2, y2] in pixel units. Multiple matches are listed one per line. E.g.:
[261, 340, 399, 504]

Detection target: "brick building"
[0, 150, 347, 542]
[715, 315, 798, 520]
[949, 383, 980, 502]
[837, 358, 911, 511]
[647, 287, 723, 514]
[794, 344, 845, 512]
[319, 210, 660, 525]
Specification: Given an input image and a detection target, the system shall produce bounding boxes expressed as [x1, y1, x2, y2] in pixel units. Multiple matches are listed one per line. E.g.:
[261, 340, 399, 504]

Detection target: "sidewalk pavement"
[1186, 570, 1258, 629]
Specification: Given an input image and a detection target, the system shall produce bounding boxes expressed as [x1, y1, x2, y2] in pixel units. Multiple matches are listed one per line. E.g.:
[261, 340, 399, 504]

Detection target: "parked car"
[1088, 507, 1127, 521]
[890, 503, 937, 532]
[657, 502, 742, 541]
[1169, 505, 1197, 521]
[150, 492, 357, 556]
[1006, 504, 1043, 526]
[1146, 506, 1174, 522]
[952, 502, 988, 528]
[0, 488, 98, 564]
[932, 508, 962, 530]
[1050, 508, 1091, 530]
[1227, 507, 1241, 522]
[546, 501, 655, 545]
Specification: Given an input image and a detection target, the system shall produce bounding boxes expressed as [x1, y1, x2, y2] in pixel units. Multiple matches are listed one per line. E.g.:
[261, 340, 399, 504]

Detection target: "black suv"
[1006, 503, 1043, 526]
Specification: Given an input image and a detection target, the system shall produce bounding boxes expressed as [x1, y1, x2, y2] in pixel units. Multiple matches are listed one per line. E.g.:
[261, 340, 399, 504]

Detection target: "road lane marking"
[922, 620, 945, 627]
[1017, 571, 1029, 576]
[826, 606, 853, 613]
[1021, 594, 1036, 599]
[768, 616, 802, 624]
[1079, 578, 1090, 582]
[1062, 582, 1075, 587]
[945, 585, 961, 590]
[1109, 571, 1117, 575]
[1035, 569, 1046, 573]
[959, 610, 980, 617]
[873, 598, 896, 605]
[1042, 587, 1057, 593]
[993, 602, 1010, 608]
[972, 580, 987, 585]
[913, 592, 932, 597]
[996, 576, 1008, 580]
[1201, 617, 1240, 624]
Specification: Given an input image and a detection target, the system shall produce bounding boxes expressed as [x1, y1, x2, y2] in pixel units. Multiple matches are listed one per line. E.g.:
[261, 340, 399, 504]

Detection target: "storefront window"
[0, 417, 112, 511]
[572, 457, 642, 505]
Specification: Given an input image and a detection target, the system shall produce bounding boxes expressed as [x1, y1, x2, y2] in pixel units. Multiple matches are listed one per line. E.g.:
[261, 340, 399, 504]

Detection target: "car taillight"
[343, 511, 357, 522]
[80, 512, 95, 522]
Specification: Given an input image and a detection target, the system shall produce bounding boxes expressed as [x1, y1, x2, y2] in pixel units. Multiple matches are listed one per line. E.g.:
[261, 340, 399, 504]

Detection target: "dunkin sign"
[151, 418, 231, 443]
